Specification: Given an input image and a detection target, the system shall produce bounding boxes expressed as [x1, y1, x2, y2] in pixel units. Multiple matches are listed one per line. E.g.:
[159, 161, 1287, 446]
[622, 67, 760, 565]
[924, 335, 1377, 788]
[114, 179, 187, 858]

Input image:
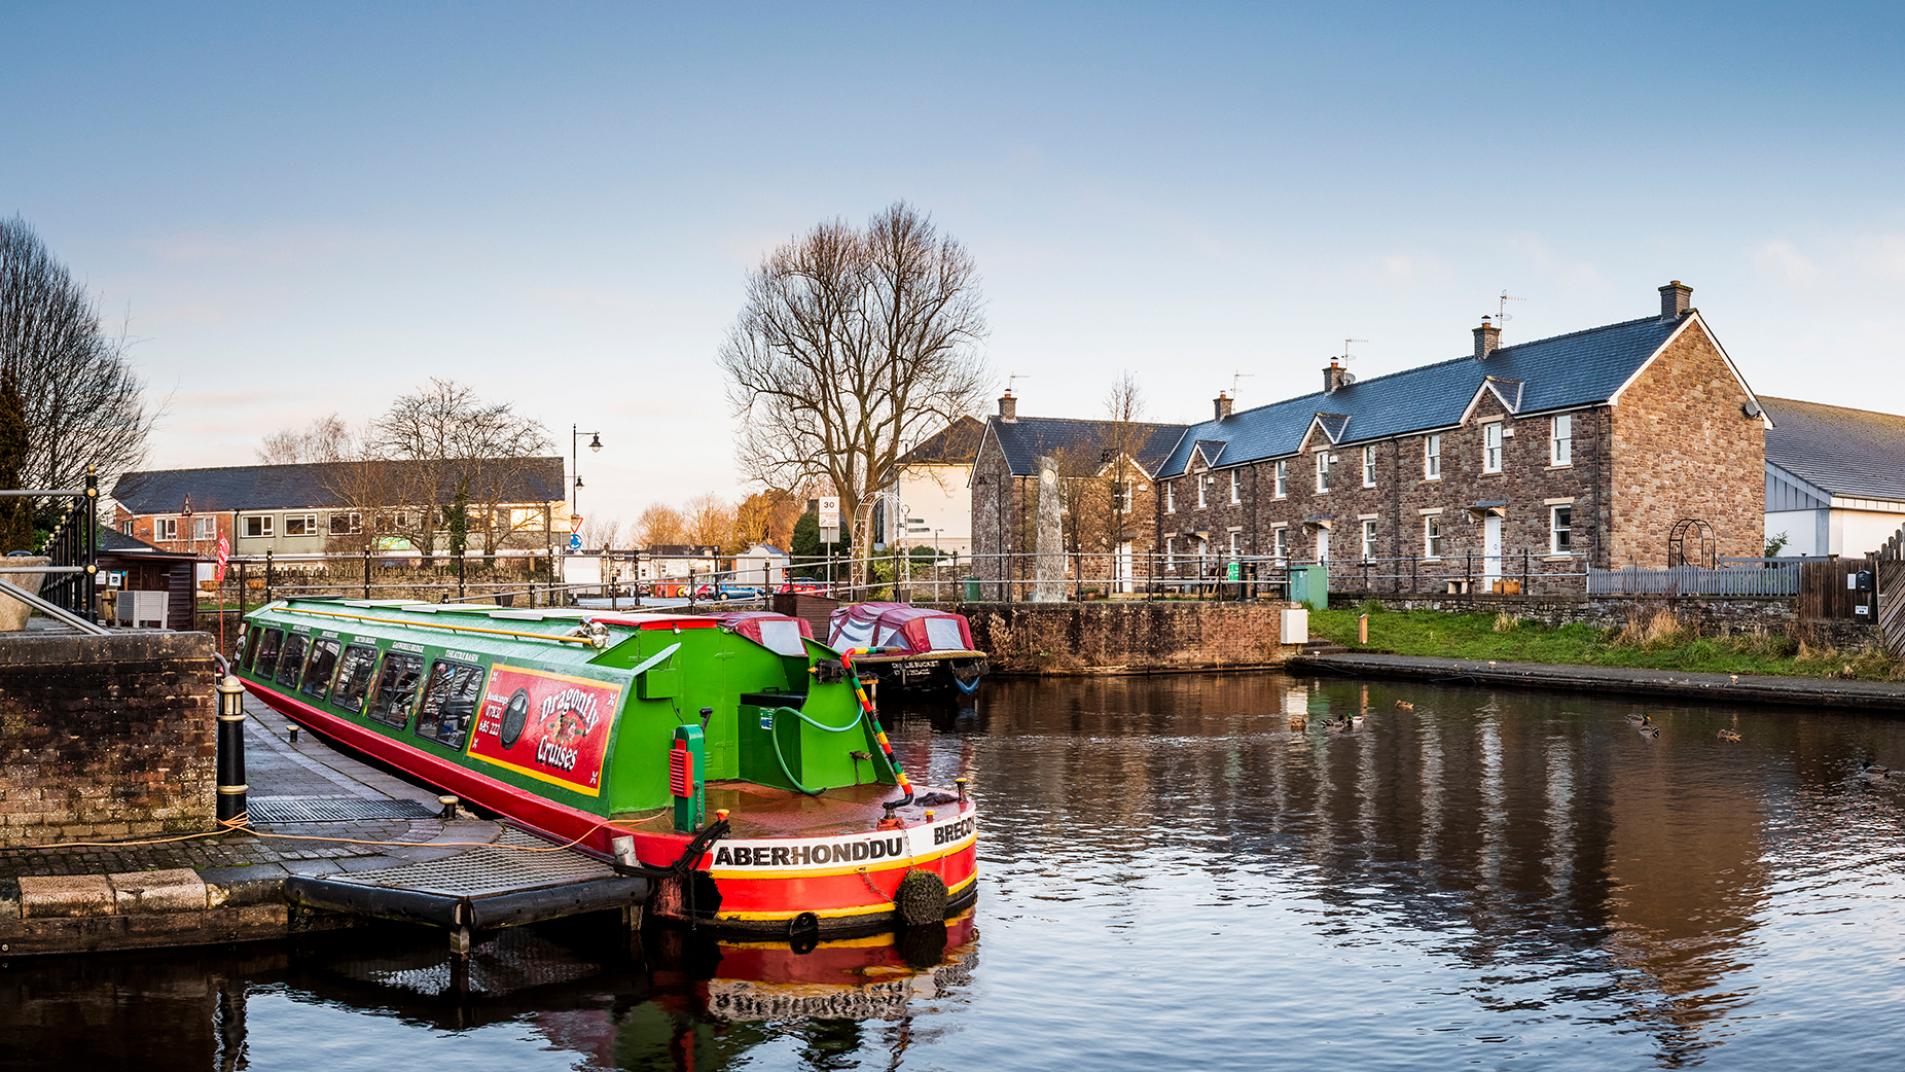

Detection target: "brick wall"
[948, 600, 1299, 674]
[1609, 318, 1765, 566]
[0, 632, 216, 845]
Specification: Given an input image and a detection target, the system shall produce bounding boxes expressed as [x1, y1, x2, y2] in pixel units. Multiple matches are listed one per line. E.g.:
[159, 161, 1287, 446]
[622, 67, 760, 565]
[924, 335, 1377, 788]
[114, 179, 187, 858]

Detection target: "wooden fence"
[1587, 563, 1799, 597]
[1880, 528, 1905, 660]
[1799, 555, 1878, 621]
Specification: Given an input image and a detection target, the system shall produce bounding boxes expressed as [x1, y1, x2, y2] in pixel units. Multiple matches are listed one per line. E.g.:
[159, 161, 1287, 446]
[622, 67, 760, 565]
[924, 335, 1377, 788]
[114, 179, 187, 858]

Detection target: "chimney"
[1659, 279, 1692, 320]
[998, 390, 1017, 422]
[1214, 391, 1234, 421]
[1473, 316, 1500, 361]
[1323, 359, 1348, 394]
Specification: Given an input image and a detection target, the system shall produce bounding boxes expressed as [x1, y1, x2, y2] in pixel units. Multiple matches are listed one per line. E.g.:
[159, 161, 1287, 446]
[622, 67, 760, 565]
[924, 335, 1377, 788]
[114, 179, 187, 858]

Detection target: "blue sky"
[5, 2, 1902, 524]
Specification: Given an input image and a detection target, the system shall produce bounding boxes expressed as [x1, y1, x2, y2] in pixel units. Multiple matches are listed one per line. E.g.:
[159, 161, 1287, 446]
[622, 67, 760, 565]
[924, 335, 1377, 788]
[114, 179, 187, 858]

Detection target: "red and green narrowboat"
[233, 597, 977, 937]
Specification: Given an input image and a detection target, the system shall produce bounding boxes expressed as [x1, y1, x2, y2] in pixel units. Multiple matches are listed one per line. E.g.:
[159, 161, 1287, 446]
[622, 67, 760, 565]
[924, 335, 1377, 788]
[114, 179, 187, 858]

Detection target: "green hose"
[765, 705, 865, 796]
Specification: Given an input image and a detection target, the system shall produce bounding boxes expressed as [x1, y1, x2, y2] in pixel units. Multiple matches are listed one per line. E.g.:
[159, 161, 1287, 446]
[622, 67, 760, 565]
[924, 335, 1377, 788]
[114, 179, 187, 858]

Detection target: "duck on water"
[232, 597, 978, 937]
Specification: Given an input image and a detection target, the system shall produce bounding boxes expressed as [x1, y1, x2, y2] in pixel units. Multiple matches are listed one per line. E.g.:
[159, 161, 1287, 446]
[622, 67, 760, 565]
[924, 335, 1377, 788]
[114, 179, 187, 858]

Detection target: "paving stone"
[18, 874, 114, 918]
[109, 868, 208, 914]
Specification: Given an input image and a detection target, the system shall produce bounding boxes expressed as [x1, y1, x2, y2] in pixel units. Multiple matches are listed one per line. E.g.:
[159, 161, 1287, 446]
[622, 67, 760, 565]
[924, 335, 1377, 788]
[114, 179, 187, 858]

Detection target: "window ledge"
[1480, 470, 1504, 478]
[1422, 476, 1442, 483]
[1546, 463, 1574, 471]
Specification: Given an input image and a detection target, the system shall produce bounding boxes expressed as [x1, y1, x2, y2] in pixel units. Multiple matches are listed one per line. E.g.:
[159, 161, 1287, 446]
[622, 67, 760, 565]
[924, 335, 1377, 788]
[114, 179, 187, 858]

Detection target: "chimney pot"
[1473, 316, 1501, 361]
[1214, 391, 1234, 421]
[998, 390, 1017, 422]
[1322, 360, 1348, 394]
[1659, 280, 1693, 320]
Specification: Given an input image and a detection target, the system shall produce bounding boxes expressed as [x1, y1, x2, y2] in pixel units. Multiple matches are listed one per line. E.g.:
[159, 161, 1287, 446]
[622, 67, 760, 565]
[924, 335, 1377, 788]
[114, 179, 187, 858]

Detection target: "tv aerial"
[1497, 291, 1525, 327]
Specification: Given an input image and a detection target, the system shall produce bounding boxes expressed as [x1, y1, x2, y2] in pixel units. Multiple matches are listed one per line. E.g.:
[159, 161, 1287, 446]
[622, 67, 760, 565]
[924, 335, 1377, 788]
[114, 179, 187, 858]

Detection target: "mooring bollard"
[216, 674, 249, 827]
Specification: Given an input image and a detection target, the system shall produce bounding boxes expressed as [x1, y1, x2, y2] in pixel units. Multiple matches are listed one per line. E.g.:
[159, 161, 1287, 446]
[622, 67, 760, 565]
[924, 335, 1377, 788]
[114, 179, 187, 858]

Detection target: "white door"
[1315, 528, 1330, 563]
[1483, 515, 1503, 585]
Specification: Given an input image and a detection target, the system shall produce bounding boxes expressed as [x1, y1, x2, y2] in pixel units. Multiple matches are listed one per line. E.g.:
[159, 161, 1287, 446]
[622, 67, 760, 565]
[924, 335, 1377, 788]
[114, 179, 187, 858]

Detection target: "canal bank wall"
[1329, 592, 1875, 648]
[0, 631, 217, 846]
[943, 601, 1302, 675]
[1290, 651, 1905, 712]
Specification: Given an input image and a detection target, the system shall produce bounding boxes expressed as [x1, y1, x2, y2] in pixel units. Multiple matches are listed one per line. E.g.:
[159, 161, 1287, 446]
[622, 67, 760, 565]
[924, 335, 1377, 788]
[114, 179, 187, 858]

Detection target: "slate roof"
[1157, 314, 1693, 478]
[899, 416, 987, 466]
[111, 457, 566, 514]
[984, 417, 1189, 477]
[96, 527, 196, 557]
[1762, 397, 1905, 503]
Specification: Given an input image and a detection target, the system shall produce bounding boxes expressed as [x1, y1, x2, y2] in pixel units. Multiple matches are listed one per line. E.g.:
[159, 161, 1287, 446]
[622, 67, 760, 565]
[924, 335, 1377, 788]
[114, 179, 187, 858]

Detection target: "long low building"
[1762, 397, 1905, 558]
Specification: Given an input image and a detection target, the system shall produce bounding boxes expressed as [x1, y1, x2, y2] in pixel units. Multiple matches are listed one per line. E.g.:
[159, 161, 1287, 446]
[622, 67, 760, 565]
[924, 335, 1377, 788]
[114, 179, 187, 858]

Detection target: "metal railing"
[1587, 562, 1800, 597]
[7, 466, 99, 621]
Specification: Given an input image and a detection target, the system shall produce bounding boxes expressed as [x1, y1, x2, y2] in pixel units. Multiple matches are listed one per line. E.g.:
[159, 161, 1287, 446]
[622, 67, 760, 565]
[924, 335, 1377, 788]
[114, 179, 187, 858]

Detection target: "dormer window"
[1196, 473, 1208, 509]
[1315, 450, 1331, 493]
[1482, 422, 1503, 474]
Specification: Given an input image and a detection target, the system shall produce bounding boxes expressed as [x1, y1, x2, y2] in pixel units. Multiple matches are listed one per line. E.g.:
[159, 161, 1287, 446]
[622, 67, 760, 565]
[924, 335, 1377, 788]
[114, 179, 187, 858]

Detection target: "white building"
[730, 542, 791, 586]
[876, 416, 983, 557]
[1763, 397, 1905, 557]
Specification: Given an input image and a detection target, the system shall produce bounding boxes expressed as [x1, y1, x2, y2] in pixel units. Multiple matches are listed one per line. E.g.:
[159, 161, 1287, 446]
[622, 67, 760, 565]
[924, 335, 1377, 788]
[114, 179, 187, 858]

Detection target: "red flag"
[214, 533, 231, 584]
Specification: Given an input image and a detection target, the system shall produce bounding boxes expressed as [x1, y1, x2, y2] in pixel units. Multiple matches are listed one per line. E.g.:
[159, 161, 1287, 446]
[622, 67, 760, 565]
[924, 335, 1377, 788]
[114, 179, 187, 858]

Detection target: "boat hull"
[243, 679, 978, 937]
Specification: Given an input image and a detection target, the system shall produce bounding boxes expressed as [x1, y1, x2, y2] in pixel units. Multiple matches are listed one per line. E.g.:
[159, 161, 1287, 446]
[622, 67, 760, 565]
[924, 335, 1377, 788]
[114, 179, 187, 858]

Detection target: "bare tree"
[684, 493, 736, 551]
[719, 202, 988, 583]
[1103, 372, 1147, 586]
[0, 216, 153, 506]
[368, 379, 550, 557]
[580, 514, 624, 550]
[636, 503, 687, 546]
[260, 413, 350, 465]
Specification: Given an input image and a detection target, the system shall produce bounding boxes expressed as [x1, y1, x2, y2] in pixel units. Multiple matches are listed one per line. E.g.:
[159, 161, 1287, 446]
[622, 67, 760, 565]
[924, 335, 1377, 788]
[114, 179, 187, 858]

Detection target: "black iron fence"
[7, 465, 99, 621]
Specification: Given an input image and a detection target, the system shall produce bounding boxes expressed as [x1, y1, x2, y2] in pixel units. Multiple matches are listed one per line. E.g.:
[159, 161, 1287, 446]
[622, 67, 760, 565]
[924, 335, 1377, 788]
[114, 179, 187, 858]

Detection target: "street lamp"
[571, 425, 604, 517]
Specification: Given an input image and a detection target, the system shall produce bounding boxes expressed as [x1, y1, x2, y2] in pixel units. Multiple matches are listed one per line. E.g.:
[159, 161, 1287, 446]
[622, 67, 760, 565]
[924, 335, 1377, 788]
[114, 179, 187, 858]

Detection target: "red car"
[776, 577, 831, 596]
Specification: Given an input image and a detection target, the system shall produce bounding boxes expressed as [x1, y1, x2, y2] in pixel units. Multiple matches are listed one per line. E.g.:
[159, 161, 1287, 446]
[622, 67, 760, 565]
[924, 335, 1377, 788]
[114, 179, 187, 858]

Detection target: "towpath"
[0, 696, 505, 955]
[1288, 651, 1905, 712]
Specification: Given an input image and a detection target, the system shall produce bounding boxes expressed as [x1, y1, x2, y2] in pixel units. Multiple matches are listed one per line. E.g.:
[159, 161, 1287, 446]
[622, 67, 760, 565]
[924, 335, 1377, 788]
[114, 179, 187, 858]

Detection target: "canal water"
[8, 673, 1905, 1070]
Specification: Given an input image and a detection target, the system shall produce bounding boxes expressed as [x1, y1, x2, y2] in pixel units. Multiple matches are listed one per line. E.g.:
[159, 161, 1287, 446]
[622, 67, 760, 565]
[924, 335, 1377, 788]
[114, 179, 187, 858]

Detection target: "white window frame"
[284, 513, 319, 537]
[1272, 525, 1288, 563]
[1228, 529, 1242, 556]
[1164, 536, 1175, 570]
[1424, 515, 1444, 559]
[191, 516, 217, 541]
[1482, 422, 1503, 474]
[1315, 450, 1331, 493]
[1196, 472, 1208, 509]
[1424, 434, 1442, 480]
[1361, 518, 1378, 561]
[242, 514, 273, 539]
[1229, 471, 1241, 505]
[154, 516, 179, 542]
[1165, 481, 1176, 513]
[1550, 414, 1573, 467]
[1550, 504, 1574, 555]
[1273, 460, 1287, 499]
[1362, 445, 1377, 488]
[329, 511, 363, 536]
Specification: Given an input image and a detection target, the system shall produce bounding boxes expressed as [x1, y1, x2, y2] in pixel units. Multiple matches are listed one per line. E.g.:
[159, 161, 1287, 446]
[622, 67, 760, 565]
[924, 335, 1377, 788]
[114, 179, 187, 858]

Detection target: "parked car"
[776, 577, 831, 596]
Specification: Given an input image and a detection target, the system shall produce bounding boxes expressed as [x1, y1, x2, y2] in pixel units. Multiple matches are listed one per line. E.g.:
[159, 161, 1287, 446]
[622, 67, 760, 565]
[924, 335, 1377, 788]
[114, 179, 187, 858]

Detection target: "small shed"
[731, 542, 791, 587]
[96, 529, 201, 629]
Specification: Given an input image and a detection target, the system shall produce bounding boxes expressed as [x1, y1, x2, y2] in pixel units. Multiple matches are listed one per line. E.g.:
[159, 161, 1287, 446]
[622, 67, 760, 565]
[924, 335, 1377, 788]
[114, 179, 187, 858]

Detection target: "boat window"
[275, 634, 309, 687]
[332, 644, 378, 713]
[300, 638, 341, 699]
[415, 660, 486, 751]
[367, 652, 425, 728]
[252, 628, 283, 677]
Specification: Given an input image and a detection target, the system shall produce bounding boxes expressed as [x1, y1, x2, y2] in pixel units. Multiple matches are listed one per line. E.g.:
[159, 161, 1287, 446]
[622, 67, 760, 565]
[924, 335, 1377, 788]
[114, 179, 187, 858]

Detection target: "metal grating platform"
[338, 828, 618, 897]
[249, 797, 440, 824]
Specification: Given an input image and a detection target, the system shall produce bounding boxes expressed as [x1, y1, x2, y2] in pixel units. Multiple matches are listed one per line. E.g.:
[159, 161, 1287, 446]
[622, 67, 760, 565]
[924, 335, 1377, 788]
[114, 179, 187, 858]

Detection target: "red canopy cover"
[827, 602, 976, 655]
[706, 610, 813, 656]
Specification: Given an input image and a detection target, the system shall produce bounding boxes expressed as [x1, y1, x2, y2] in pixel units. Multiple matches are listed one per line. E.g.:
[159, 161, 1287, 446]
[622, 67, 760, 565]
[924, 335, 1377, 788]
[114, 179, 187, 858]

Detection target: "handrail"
[274, 606, 599, 647]
[0, 583, 109, 636]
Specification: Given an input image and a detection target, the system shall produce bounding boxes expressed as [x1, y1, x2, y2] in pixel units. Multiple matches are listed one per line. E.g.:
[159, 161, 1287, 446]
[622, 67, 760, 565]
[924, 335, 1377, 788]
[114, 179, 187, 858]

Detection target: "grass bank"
[1310, 605, 1903, 682]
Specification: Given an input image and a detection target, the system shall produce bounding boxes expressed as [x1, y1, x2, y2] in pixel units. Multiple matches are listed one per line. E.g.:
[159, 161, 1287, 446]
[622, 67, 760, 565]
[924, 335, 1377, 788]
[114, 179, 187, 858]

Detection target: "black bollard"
[215, 675, 249, 827]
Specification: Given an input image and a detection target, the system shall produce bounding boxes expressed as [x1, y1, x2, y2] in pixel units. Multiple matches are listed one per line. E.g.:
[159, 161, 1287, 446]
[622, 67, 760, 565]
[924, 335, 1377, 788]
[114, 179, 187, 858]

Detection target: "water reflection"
[9, 673, 1905, 1070]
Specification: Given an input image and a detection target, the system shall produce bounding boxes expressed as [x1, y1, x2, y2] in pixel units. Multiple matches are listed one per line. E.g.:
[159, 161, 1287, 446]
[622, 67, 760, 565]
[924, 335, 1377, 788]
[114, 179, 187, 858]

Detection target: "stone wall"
[947, 600, 1299, 675]
[1609, 318, 1765, 566]
[0, 632, 216, 845]
[1333, 592, 1796, 632]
